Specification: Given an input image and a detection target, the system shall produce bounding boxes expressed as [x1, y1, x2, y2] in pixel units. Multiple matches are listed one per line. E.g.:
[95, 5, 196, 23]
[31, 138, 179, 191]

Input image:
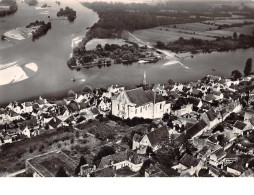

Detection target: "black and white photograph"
[0, 0, 254, 192]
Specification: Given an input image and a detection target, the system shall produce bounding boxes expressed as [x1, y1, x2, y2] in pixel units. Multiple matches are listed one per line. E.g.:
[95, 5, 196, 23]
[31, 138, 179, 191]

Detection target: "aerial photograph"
[0, 0, 254, 184]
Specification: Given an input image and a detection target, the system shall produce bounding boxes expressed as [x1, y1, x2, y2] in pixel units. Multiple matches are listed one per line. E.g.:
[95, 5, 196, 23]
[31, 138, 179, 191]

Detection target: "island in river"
[0, 0, 18, 17]
[69, 2, 254, 70]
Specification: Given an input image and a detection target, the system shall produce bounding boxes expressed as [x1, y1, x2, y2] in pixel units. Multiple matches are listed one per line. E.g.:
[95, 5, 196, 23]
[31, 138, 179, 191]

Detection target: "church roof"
[125, 88, 154, 106]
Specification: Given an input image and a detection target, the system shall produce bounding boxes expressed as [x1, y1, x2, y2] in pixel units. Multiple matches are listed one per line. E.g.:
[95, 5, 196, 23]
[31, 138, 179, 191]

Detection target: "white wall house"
[112, 88, 169, 119]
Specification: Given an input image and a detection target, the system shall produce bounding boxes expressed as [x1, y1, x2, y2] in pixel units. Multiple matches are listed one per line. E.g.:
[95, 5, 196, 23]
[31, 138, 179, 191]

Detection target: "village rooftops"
[199, 145, 210, 156]
[125, 87, 163, 106]
[212, 148, 226, 160]
[185, 119, 207, 139]
[99, 150, 145, 169]
[147, 126, 169, 147]
[227, 161, 246, 173]
[48, 117, 62, 129]
[90, 167, 115, 177]
[133, 133, 142, 142]
[206, 108, 217, 122]
[233, 121, 247, 130]
[179, 153, 200, 168]
[26, 150, 77, 177]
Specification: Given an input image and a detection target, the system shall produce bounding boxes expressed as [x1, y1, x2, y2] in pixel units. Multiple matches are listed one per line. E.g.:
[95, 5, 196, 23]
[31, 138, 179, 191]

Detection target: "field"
[85, 38, 131, 50]
[130, 19, 254, 45]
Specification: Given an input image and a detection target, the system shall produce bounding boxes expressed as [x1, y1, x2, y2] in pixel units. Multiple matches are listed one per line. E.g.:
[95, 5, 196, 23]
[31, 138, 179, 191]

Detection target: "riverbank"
[0, 62, 38, 86]
[3, 20, 51, 41]
[155, 35, 254, 54]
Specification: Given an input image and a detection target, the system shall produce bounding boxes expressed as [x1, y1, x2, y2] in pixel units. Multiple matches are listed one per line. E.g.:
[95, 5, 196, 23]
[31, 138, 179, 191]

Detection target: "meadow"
[130, 19, 254, 45]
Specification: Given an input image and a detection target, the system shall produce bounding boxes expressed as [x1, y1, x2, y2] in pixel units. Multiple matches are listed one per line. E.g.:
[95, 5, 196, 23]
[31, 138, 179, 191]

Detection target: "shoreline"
[0, 62, 38, 86]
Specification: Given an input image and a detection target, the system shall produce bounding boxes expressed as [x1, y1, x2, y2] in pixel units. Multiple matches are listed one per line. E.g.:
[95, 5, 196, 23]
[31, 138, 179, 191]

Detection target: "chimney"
[93, 165, 96, 170]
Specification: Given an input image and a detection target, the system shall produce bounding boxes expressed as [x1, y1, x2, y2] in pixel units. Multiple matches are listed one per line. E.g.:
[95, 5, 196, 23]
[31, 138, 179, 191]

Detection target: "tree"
[244, 58, 252, 76]
[68, 90, 76, 97]
[231, 70, 242, 80]
[156, 41, 165, 49]
[93, 146, 115, 165]
[75, 156, 87, 175]
[162, 113, 169, 122]
[233, 32, 237, 40]
[55, 166, 68, 177]
[167, 78, 174, 85]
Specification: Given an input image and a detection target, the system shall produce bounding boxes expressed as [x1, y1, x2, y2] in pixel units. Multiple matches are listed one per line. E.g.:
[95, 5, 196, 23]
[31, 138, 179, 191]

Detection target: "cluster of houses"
[2, 74, 254, 177]
[0, 86, 121, 145]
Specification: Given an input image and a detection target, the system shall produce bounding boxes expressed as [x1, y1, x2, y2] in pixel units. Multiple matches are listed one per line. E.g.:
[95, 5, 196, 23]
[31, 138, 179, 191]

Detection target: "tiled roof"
[186, 97, 200, 107]
[179, 153, 200, 168]
[204, 94, 216, 102]
[147, 126, 169, 147]
[192, 89, 202, 96]
[133, 133, 142, 142]
[0, 108, 5, 115]
[125, 88, 154, 106]
[233, 121, 247, 130]
[228, 162, 245, 173]
[212, 148, 226, 160]
[185, 119, 207, 138]
[99, 150, 145, 169]
[199, 146, 210, 156]
[90, 167, 115, 177]
[48, 118, 62, 128]
[90, 107, 100, 115]
[206, 108, 217, 122]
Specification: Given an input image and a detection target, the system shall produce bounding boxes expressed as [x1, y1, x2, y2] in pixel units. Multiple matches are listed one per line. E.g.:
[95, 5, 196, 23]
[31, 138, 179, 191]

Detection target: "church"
[111, 87, 171, 119]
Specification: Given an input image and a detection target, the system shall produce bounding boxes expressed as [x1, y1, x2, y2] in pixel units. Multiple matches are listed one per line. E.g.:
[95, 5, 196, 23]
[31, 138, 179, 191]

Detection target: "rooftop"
[26, 150, 77, 177]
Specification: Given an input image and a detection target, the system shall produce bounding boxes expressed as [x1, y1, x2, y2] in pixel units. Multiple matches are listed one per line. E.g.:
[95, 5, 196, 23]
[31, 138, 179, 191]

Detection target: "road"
[127, 32, 189, 69]
[4, 169, 26, 177]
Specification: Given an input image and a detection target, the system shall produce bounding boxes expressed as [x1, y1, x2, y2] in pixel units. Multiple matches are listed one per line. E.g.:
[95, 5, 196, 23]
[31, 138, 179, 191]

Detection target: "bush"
[29, 146, 34, 153]
[39, 144, 45, 152]
[57, 143, 62, 148]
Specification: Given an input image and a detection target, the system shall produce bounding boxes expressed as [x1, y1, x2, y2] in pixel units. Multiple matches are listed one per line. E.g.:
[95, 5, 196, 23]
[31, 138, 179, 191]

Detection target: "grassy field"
[85, 38, 131, 50]
[130, 19, 254, 45]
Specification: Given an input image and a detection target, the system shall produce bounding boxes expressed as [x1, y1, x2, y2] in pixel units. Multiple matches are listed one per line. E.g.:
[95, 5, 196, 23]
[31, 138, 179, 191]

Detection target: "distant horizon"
[80, 0, 254, 3]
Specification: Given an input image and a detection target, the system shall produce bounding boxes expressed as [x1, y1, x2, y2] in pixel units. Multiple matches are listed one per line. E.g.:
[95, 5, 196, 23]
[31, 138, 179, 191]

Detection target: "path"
[128, 32, 189, 69]
[4, 169, 26, 177]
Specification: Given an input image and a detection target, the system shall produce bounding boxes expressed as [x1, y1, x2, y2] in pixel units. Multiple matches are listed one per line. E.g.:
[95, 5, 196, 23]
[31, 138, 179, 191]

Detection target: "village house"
[102, 85, 125, 99]
[172, 153, 201, 176]
[173, 104, 193, 117]
[98, 97, 111, 112]
[233, 121, 251, 135]
[132, 133, 143, 151]
[209, 148, 226, 167]
[98, 150, 146, 172]
[136, 126, 169, 154]
[197, 145, 211, 163]
[26, 150, 78, 177]
[185, 119, 208, 139]
[201, 108, 220, 129]
[226, 162, 245, 176]
[112, 87, 170, 119]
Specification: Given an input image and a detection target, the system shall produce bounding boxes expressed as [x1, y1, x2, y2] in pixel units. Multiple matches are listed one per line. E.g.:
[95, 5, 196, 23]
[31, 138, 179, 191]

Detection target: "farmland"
[130, 19, 254, 45]
[85, 38, 131, 50]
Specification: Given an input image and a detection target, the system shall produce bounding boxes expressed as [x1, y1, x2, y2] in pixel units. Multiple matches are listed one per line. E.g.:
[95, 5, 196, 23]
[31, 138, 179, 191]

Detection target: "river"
[0, 0, 253, 106]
